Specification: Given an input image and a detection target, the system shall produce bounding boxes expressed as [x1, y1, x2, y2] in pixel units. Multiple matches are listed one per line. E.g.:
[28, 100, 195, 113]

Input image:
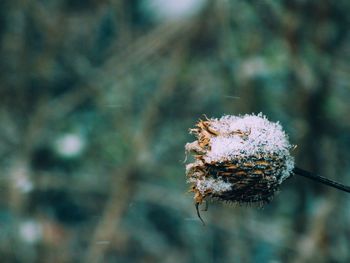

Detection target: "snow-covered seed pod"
[185, 113, 295, 208]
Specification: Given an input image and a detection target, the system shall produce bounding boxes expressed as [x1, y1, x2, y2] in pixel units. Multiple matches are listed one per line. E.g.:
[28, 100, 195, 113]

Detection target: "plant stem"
[293, 167, 350, 193]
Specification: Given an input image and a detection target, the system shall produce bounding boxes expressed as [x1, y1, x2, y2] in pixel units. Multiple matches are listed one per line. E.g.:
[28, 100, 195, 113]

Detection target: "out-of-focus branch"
[84, 32, 192, 263]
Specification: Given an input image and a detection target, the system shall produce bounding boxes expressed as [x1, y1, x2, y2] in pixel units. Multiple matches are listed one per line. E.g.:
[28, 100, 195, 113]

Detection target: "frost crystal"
[188, 177, 232, 195]
[207, 113, 290, 162]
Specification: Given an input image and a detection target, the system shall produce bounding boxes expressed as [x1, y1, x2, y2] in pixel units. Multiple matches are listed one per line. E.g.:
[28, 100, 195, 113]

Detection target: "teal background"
[1, 1, 350, 262]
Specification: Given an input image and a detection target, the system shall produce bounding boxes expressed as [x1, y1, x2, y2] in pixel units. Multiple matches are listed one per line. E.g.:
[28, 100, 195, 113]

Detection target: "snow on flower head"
[208, 114, 291, 158]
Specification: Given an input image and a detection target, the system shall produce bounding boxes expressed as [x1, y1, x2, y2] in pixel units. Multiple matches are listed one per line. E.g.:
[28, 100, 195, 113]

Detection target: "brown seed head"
[185, 113, 294, 206]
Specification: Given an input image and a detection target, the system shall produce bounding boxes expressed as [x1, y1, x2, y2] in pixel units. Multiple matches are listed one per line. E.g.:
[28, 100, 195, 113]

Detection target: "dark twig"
[293, 167, 350, 193]
[195, 203, 205, 225]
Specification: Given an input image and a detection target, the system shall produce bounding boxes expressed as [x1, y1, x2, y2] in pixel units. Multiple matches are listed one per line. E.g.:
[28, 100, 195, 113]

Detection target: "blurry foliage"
[1, 0, 350, 262]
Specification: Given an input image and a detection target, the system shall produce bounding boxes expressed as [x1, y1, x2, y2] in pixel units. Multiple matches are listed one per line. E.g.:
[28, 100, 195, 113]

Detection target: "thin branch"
[293, 167, 350, 193]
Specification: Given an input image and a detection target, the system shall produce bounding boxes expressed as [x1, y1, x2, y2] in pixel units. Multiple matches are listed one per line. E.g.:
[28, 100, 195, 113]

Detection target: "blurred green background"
[1, 0, 350, 262]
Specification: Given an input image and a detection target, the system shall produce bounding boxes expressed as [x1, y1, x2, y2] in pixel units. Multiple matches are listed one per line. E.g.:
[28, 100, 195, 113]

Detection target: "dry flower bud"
[185, 113, 294, 207]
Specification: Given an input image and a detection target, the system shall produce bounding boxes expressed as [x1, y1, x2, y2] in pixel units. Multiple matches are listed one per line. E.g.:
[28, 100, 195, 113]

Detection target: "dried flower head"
[185, 113, 295, 211]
